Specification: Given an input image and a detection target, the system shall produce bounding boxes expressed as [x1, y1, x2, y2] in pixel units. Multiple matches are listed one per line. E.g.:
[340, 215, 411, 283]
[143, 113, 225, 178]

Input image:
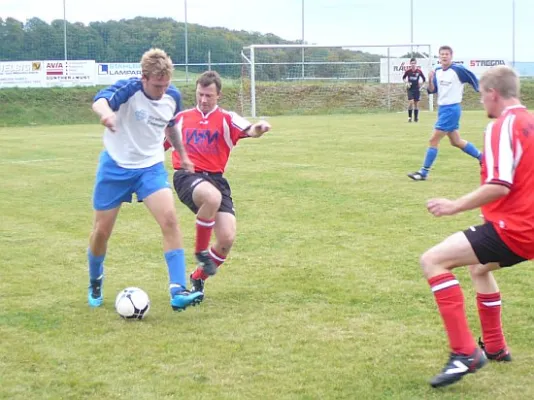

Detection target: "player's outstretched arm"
[427, 184, 510, 217]
[247, 121, 271, 138]
[92, 98, 116, 132]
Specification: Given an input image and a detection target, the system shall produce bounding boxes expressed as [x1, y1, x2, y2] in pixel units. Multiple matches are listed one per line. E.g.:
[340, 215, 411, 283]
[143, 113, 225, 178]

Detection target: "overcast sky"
[1, 0, 531, 61]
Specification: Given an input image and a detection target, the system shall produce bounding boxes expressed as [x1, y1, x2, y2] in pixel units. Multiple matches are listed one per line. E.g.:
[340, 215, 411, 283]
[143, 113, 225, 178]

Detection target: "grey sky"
[2, 0, 531, 61]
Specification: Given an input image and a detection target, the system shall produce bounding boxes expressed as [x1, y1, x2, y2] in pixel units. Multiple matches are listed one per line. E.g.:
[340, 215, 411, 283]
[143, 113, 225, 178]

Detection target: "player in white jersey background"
[408, 46, 482, 181]
[87, 48, 204, 311]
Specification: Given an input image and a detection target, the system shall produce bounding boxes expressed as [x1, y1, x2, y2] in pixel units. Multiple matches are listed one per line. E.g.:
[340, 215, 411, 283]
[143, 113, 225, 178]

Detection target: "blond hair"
[480, 66, 520, 99]
[140, 48, 174, 79]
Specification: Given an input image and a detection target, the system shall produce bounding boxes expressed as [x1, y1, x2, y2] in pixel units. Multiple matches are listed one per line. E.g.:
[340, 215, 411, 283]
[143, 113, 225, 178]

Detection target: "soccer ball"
[115, 287, 150, 319]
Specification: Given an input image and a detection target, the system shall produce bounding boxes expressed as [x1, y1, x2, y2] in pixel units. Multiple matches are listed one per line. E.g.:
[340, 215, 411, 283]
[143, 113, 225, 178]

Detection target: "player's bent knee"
[92, 223, 113, 242]
[468, 264, 484, 278]
[193, 184, 222, 209]
[468, 263, 496, 279]
[419, 250, 448, 278]
[206, 191, 222, 209]
[158, 210, 179, 234]
[92, 211, 118, 241]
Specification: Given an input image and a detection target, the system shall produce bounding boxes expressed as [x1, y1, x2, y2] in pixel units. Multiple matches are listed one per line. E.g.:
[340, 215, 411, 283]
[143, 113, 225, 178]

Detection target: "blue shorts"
[92, 151, 170, 211]
[435, 103, 461, 132]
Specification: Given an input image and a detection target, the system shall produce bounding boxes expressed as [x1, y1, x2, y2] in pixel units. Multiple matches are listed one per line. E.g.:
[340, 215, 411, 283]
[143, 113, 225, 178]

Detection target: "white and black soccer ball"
[115, 287, 150, 319]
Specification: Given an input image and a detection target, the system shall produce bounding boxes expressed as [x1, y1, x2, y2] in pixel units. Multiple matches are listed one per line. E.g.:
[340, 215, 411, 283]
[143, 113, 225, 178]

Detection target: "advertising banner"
[0, 61, 44, 88]
[96, 63, 142, 84]
[43, 60, 96, 86]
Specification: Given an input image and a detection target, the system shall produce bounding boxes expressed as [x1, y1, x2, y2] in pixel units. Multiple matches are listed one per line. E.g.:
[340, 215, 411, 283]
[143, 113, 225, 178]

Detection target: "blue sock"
[462, 142, 482, 160]
[420, 147, 438, 177]
[88, 248, 105, 282]
[165, 248, 187, 296]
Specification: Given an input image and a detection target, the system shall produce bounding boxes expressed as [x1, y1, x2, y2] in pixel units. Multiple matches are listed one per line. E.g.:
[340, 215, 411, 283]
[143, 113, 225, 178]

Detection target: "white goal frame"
[241, 43, 434, 117]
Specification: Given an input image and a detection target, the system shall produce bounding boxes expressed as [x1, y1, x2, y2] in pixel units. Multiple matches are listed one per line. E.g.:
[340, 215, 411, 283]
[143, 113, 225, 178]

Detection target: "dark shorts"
[463, 223, 527, 267]
[172, 169, 235, 215]
[407, 89, 420, 101]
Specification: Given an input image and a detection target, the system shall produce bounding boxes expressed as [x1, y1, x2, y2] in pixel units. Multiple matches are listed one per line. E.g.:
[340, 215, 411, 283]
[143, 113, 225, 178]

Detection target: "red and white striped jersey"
[481, 104, 534, 259]
[165, 106, 251, 173]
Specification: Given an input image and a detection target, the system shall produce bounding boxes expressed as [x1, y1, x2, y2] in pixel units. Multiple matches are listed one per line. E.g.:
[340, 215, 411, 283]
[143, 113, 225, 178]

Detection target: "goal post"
[240, 44, 434, 117]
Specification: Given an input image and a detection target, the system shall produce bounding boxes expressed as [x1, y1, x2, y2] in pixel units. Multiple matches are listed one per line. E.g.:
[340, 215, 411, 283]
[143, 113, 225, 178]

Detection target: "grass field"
[1, 111, 533, 399]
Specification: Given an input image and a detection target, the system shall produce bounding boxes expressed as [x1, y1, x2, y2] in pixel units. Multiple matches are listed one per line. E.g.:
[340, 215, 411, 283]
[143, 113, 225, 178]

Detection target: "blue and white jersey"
[94, 78, 182, 169]
[428, 64, 479, 106]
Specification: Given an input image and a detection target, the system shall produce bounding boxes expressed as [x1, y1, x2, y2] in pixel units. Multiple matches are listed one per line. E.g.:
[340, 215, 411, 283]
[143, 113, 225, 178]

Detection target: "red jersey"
[166, 106, 252, 174]
[481, 105, 534, 259]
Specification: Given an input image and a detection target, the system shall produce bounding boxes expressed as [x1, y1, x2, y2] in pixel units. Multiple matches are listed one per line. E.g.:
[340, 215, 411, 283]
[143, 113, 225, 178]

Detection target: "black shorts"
[172, 169, 235, 215]
[463, 223, 527, 267]
[407, 89, 420, 101]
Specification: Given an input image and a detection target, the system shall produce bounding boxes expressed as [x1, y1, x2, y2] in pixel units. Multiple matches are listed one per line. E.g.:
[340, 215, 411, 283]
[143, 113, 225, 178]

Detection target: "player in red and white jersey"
[480, 104, 534, 259]
[165, 100, 254, 174]
[164, 71, 271, 297]
[417, 66, 534, 388]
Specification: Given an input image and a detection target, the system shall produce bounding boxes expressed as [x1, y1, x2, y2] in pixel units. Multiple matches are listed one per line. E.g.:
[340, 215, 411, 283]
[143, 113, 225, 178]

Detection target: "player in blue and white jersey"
[87, 48, 204, 311]
[408, 46, 482, 181]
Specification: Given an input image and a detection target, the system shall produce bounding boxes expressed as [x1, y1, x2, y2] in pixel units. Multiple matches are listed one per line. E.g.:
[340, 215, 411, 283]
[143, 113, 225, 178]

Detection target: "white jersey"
[94, 78, 182, 168]
[429, 64, 479, 106]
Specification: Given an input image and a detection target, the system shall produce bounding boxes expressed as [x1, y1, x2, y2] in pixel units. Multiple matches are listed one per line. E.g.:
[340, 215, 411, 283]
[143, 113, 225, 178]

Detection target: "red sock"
[209, 247, 226, 268]
[191, 247, 226, 281]
[195, 217, 215, 253]
[477, 292, 506, 353]
[191, 268, 209, 281]
[428, 273, 476, 355]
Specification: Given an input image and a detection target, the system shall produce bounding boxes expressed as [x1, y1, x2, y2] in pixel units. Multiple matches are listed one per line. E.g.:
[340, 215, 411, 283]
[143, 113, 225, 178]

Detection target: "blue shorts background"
[93, 151, 170, 211]
[435, 103, 461, 132]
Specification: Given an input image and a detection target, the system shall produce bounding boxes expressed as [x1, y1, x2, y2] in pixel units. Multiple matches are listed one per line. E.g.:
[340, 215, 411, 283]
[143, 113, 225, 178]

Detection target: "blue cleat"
[88, 278, 103, 307]
[170, 289, 204, 311]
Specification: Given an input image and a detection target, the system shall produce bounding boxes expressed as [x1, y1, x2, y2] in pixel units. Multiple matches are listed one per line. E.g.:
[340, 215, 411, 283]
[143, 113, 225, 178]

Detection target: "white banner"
[379, 58, 432, 83]
[0, 61, 44, 88]
[43, 60, 96, 87]
[96, 63, 142, 84]
[380, 58, 511, 83]
[434, 59, 510, 78]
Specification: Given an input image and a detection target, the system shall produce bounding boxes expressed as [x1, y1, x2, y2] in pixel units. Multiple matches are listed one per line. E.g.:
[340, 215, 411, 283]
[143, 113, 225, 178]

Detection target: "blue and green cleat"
[170, 289, 204, 311]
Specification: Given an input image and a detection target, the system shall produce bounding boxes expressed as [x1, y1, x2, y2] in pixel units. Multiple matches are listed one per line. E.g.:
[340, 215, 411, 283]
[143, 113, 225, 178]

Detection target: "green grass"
[2, 79, 534, 127]
[1, 112, 533, 399]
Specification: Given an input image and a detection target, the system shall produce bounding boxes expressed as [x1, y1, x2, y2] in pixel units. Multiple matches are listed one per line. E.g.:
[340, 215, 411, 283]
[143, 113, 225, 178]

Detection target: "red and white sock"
[195, 217, 215, 253]
[209, 247, 226, 268]
[428, 273, 477, 355]
[477, 292, 507, 353]
[191, 246, 227, 281]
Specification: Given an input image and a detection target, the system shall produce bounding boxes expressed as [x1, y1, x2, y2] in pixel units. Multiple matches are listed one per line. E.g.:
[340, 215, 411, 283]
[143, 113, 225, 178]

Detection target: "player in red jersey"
[419, 65, 534, 388]
[164, 71, 271, 296]
[402, 57, 426, 122]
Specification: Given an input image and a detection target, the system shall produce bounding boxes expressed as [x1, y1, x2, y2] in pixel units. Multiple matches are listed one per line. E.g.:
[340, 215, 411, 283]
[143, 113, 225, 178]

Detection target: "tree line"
[0, 16, 407, 81]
